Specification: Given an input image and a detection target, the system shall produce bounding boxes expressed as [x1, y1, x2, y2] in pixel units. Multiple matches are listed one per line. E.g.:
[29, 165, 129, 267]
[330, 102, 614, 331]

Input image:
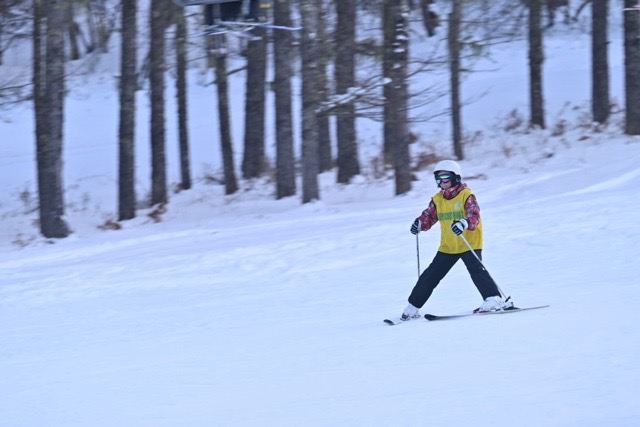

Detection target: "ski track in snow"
[564, 165, 640, 196]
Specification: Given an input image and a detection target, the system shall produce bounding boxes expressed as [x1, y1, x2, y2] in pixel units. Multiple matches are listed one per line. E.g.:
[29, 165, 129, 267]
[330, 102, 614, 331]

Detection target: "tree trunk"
[66, 1, 80, 60]
[214, 35, 238, 195]
[175, 5, 191, 190]
[449, 0, 463, 160]
[316, 0, 332, 173]
[85, 1, 97, 52]
[34, 0, 71, 238]
[0, 4, 4, 66]
[149, 0, 168, 205]
[382, 0, 394, 165]
[420, 0, 439, 37]
[273, 0, 296, 199]
[118, 0, 137, 221]
[624, 1, 640, 134]
[205, 4, 216, 69]
[528, 0, 545, 129]
[335, 0, 360, 183]
[89, 0, 110, 53]
[300, 0, 320, 203]
[384, 0, 411, 195]
[592, 0, 609, 124]
[34, 0, 47, 193]
[241, 11, 267, 179]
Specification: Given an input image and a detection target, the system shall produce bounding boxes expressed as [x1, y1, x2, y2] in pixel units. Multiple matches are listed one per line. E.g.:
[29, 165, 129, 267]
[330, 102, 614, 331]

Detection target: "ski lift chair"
[173, 0, 263, 24]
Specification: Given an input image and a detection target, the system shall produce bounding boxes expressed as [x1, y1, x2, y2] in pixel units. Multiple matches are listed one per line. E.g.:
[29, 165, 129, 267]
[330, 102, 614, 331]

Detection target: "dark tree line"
[14, 0, 640, 238]
[448, 0, 615, 152]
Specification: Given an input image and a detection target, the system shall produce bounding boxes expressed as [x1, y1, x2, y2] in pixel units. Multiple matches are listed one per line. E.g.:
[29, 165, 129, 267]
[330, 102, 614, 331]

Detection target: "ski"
[383, 316, 418, 326]
[424, 305, 550, 321]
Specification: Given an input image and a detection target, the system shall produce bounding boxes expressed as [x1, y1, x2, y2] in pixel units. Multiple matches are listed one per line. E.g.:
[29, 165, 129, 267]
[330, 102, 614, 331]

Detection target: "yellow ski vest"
[433, 187, 482, 254]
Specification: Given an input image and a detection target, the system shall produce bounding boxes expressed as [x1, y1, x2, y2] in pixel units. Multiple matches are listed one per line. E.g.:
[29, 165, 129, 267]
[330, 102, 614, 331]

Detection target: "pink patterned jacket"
[416, 184, 481, 231]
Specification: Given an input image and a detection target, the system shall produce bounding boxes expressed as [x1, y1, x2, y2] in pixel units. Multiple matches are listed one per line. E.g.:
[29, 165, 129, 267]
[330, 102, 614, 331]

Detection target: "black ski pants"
[408, 250, 500, 308]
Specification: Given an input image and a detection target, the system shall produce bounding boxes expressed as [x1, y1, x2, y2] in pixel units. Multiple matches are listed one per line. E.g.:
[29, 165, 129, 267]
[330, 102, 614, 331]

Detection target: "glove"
[451, 218, 468, 236]
[410, 218, 421, 235]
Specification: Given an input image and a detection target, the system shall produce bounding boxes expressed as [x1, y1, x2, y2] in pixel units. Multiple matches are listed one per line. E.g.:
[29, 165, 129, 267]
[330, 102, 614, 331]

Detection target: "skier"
[400, 159, 513, 321]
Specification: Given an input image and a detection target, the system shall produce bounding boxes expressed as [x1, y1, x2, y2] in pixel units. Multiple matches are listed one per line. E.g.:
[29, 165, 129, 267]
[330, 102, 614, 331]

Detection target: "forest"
[0, 0, 638, 239]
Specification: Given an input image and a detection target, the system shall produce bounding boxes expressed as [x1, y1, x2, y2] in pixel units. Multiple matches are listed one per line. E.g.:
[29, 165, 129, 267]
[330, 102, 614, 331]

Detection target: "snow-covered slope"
[1, 136, 639, 426]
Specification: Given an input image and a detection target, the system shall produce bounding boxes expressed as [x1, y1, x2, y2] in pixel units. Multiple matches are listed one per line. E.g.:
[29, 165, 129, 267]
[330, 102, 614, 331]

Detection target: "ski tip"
[383, 319, 396, 325]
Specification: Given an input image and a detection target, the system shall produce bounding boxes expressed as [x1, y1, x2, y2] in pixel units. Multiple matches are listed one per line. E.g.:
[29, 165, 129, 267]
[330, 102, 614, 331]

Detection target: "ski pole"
[458, 234, 508, 300]
[416, 233, 421, 279]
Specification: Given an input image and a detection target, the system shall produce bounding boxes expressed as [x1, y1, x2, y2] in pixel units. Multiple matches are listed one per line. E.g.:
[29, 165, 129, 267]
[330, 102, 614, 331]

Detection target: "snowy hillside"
[1, 135, 640, 426]
[2, 2, 640, 426]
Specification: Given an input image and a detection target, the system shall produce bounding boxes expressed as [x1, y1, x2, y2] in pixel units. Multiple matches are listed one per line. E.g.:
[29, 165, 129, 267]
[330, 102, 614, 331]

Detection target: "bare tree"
[383, 0, 411, 195]
[419, 0, 440, 37]
[175, 4, 191, 190]
[118, 0, 137, 221]
[300, 0, 321, 203]
[335, 0, 360, 183]
[273, 0, 296, 199]
[592, 0, 609, 124]
[448, 0, 463, 160]
[316, 0, 332, 173]
[33, 0, 46, 156]
[528, 0, 545, 129]
[214, 34, 238, 195]
[545, 0, 569, 28]
[241, 5, 267, 179]
[86, 0, 112, 53]
[624, 1, 640, 134]
[382, 0, 394, 164]
[0, 2, 5, 65]
[149, 0, 168, 205]
[34, 0, 71, 238]
[65, 1, 81, 60]
[1, 1, 32, 67]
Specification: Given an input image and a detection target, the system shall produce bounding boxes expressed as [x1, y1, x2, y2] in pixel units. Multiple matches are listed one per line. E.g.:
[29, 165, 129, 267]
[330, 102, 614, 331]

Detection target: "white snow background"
[1, 4, 640, 426]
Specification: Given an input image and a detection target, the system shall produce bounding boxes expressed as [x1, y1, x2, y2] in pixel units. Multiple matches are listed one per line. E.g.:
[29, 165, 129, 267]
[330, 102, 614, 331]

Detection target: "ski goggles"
[435, 173, 454, 184]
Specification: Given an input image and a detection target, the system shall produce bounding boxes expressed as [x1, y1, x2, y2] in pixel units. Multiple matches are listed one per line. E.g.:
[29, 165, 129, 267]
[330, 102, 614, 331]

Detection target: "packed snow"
[1, 4, 640, 427]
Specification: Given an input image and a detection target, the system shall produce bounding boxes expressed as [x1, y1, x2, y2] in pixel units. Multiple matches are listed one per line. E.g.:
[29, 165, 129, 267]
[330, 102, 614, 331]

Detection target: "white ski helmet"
[433, 159, 462, 177]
